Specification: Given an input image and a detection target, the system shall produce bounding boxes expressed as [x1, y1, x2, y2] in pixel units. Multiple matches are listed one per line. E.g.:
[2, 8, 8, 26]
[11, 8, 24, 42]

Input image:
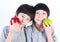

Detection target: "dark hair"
[34, 3, 50, 17]
[16, 4, 35, 20]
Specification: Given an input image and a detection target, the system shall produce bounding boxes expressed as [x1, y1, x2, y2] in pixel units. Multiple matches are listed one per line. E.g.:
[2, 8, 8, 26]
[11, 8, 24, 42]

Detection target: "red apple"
[10, 17, 20, 25]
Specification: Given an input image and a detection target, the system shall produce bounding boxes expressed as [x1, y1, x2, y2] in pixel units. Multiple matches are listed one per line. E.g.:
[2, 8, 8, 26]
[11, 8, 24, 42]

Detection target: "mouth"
[36, 19, 41, 21]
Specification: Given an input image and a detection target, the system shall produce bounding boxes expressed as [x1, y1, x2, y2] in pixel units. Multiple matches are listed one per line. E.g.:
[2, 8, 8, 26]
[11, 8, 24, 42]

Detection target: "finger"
[46, 23, 49, 27]
[43, 23, 49, 27]
[43, 23, 46, 27]
[48, 23, 52, 27]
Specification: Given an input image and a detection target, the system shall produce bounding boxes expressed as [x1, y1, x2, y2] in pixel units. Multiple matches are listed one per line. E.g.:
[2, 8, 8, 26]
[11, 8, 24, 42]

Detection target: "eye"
[26, 18, 30, 21]
[22, 15, 24, 18]
[43, 12, 45, 15]
[36, 12, 39, 14]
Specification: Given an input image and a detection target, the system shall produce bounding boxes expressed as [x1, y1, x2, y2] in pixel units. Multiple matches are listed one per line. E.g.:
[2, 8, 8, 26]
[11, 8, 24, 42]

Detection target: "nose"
[22, 18, 25, 22]
[38, 14, 42, 18]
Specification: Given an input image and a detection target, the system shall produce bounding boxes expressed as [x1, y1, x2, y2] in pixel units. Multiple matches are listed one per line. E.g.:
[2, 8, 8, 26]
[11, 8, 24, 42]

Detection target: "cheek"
[25, 21, 29, 24]
[24, 19, 30, 23]
[34, 17, 37, 23]
[34, 14, 37, 20]
[17, 15, 23, 22]
[43, 15, 47, 19]
[22, 18, 30, 24]
[23, 20, 30, 25]
[24, 16, 31, 24]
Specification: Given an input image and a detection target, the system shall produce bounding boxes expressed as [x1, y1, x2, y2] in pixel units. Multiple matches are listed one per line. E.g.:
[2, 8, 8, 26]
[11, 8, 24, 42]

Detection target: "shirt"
[25, 24, 56, 42]
[0, 26, 26, 42]
[0, 24, 56, 42]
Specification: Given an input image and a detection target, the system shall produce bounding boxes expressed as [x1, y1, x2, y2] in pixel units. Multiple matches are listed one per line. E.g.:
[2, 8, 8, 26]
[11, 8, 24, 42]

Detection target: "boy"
[25, 3, 56, 42]
[0, 4, 35, 42]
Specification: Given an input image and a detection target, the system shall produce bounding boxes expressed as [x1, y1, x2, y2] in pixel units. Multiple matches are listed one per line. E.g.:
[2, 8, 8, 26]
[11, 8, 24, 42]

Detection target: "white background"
[0, 0, 60, 42]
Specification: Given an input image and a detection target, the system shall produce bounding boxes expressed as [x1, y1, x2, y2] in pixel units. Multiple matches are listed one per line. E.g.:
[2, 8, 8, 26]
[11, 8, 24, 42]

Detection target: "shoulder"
[2, 25, 10, 36]
[0, 26, 10, 40]
[25, 25, 33, 31]
[3, 26, 10, 32]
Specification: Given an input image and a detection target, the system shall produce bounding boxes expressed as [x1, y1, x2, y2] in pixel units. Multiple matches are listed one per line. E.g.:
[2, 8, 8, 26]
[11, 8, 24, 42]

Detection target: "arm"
[45, 29, 54, 42]
[43, 24, 55, 42]
[5, 23, 22, 42]
[5, 30, 14, 42]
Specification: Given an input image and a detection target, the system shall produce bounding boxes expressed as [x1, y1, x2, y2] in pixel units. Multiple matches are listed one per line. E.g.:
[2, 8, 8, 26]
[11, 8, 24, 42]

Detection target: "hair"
[16, 4, 35, 20]
[34, 3, 50, 17]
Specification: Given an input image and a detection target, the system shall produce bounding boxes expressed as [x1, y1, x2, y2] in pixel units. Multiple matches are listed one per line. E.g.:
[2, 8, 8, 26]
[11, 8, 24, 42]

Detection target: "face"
[34, 10, 48, 24]
[16, 13, 31, 25]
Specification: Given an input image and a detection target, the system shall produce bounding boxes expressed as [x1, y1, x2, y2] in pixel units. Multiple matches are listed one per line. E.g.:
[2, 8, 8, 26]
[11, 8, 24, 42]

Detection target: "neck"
[35, 22, 43, 31]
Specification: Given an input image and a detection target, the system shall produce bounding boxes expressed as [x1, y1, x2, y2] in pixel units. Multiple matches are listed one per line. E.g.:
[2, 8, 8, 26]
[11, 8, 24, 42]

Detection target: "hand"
[43, 23, 52, 32]
[43, 23, 54, 42]
[10, 22, 24, 33]
[5, 23, 24, 42]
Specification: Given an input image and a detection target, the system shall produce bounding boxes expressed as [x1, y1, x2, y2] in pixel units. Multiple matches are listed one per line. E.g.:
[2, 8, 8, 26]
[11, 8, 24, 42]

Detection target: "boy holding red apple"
[0, 4, 35, 42]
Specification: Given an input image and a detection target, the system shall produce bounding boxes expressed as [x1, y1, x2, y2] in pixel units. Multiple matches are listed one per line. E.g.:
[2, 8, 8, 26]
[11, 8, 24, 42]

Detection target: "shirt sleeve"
[51, 26, 57, 42]
[0, 26, 10, 42]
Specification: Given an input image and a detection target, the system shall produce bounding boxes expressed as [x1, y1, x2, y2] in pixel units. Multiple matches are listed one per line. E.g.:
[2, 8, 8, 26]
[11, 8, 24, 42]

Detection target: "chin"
[35, 21, 40, 24]
[37, 23, 41, 25]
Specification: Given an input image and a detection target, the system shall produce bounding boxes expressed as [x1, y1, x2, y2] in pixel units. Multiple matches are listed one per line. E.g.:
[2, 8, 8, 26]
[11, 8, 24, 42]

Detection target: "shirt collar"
[32, 24, 45, 33]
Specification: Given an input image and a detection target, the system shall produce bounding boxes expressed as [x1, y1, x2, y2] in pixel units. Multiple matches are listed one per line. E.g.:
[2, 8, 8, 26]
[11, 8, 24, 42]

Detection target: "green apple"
[43, 18, 52, 25]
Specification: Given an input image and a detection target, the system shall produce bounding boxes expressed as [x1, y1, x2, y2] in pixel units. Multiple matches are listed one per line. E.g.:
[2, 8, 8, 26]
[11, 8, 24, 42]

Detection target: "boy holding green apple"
[25, 3, 56, 42]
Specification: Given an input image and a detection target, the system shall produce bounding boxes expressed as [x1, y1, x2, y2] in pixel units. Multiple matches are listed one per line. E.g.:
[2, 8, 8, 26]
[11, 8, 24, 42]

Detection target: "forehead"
[36, 10, 47, 13]
[24, 14, 30, 18]
[19, 13, 31, 18]
[18, 13, 28, 16]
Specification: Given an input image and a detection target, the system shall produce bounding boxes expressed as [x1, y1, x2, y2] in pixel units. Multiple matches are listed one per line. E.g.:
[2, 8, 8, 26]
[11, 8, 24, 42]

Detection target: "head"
[34, 3, 50, 25]
[15, 4, 35, 25]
